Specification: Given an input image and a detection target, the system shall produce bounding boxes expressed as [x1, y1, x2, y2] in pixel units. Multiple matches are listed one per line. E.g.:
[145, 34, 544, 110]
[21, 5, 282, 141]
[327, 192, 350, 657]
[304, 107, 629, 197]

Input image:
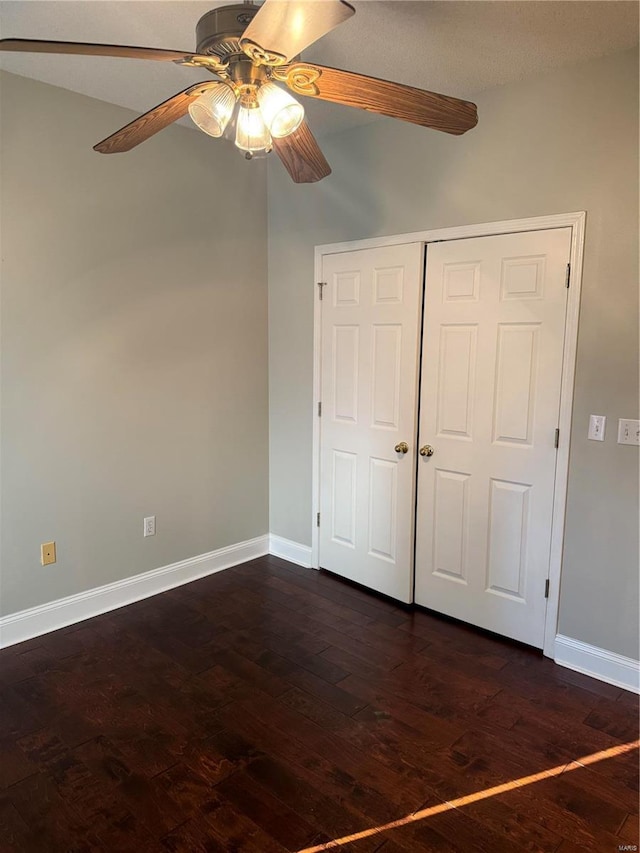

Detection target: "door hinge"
[316, 512, 321, 527]
[318, 401, 322, 417]
[317, 281, 327, 300]
[554, 428, 560, 448]
[565, 263, 571, 288]
[544, 578, 550, 598]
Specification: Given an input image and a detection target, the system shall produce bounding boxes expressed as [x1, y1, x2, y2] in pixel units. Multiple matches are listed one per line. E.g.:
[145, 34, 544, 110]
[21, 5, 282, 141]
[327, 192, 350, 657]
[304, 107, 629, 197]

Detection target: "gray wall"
[267, 48, 639, 659]
[1, 72, 269, 615]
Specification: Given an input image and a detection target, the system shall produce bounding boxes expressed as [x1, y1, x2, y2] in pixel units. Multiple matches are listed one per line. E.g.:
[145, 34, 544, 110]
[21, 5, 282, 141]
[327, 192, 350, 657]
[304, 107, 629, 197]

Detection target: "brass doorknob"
[419, 444, 435, 457]
[394, 441, 409, 454]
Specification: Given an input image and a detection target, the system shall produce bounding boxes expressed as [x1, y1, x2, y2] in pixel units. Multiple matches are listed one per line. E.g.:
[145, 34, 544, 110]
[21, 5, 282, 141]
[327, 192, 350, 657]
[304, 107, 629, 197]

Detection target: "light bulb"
[188, 84, 236, 138]
[235, 105, 272, 154]
[257, 81, 304, 138]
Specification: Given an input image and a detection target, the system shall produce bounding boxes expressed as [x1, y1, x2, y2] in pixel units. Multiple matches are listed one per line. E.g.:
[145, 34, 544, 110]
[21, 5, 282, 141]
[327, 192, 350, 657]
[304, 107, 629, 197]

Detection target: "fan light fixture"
[188, 79, 304, 157]
[235, 103, 273, 155]
[257, 81, 304, 138]
[188, 83, 236, 138]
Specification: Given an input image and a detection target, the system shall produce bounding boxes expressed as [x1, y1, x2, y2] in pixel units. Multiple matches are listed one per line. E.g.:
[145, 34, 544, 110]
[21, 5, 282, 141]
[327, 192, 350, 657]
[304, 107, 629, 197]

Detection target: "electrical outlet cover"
[41, 541, 56, 566]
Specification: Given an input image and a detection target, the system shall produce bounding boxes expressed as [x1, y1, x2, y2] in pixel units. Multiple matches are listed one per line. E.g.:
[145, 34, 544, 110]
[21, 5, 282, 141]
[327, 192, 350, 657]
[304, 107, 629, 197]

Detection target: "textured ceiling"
[0, 1, 638, 137]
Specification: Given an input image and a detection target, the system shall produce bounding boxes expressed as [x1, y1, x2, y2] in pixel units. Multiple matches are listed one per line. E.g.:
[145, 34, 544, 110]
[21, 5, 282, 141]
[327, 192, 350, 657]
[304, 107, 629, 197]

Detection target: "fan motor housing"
[195, 4, 258, 59]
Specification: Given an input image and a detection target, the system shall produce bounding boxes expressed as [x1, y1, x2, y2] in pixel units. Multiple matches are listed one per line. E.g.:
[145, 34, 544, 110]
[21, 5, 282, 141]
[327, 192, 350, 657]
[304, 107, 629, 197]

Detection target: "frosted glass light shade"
[188, 84, 236, 138]
[235, 105, 272, 154]
[257, 81, 304, 138]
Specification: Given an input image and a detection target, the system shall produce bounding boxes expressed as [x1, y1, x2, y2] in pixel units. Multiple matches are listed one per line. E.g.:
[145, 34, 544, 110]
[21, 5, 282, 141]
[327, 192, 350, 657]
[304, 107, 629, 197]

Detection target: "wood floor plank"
[156, 762, 220, 819]
[280, 685, 461, 776]
[217, 639, 368, 716]
[300, 613, 405, 669]
[360, 660, 500, 725]
[216, 693, 430, 813]
[211, 648, 293, 697]
[561, 760, 639, 816]
[583, 695, 640, 741]
[199, 787, 291, 853]
[216, 769, 333, 850]
[387, 800, 536, 853]
[7, 773, 96, 853]
[160, 816, 229, 852]
[286, 567, 407, 623]
[244, 753, 402, 853]
[618, 812, 640, 843]
[320, 643, 392, 681]
[224, 624, 348, 684]
[266, 574, 375, 628]
[0, 797, 41, 853]
[0, 737, 39, 789]
[495, 772, 628, 851]
[424, 786, 563, 853]
[339, 673, 465, 743]
[0, 683, 45, 740]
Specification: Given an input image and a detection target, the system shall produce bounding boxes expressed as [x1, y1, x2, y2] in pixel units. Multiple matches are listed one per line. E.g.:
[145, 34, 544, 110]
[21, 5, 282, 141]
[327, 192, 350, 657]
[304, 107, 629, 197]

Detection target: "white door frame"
[312, 212, 586, 660]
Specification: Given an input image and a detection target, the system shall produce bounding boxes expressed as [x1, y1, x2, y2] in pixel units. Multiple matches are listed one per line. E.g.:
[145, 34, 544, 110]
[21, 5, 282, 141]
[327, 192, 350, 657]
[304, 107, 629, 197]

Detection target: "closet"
[317, 224, 573, 648]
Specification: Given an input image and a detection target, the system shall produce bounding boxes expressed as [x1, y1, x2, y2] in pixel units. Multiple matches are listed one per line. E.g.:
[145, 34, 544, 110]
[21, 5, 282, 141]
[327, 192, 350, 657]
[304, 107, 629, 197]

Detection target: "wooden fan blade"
[276, 63, 478, 135]
[273, 120, 331, 183]
[94, 82, 219, 154]
[0, 39, 225, 72]
[240, 0, 354, 66]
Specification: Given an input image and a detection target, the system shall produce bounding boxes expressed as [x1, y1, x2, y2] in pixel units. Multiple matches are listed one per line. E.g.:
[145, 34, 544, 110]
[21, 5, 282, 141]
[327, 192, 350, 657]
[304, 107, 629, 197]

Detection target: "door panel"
[436, 325, 477, 438]
[415, 228, 571, 646]
[333, 325, 359, 421]
[371, 324, 402, 428]
[492, 324, 539, 444]
[319, 244, 422, 602]
[432, 468, 470, 582]
[331, 450, 357, 546]
[368, 456, 398, 561]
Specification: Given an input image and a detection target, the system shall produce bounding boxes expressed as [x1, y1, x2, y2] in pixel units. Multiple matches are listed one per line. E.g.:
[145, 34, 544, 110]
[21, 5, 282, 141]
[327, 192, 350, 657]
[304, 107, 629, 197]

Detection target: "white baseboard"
[9, 538, 635, 700]
[555, 634, 640, 694]
[268, 534, 313, 568]
[0, 534, 270, 650]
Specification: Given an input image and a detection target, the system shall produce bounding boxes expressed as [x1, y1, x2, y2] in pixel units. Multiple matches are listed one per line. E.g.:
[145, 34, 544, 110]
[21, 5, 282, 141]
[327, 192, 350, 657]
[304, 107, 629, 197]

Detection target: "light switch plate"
[617, 418, 640, 446]
[588, 414, 606, 441]
[144, 516, 156, 537]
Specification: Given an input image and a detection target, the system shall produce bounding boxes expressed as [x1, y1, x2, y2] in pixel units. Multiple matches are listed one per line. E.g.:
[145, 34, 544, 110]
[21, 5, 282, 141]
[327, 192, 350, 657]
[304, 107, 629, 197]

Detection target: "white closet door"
[415, 228, 571, 647]
[319, 243, 423, 602]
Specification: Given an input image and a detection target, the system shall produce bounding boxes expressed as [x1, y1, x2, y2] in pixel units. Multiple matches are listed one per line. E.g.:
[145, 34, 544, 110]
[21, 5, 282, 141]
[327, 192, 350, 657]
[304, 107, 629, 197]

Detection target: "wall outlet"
[41, 541, 56, 566]
[617, 418, 640, 446]
[587, 414, 606, 441]
[143, 516, 156, 537]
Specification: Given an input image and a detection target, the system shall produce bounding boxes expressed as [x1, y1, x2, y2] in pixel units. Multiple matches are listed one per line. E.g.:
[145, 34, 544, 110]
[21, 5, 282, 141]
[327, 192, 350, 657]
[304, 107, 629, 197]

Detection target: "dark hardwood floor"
[0, 555, 638, 852]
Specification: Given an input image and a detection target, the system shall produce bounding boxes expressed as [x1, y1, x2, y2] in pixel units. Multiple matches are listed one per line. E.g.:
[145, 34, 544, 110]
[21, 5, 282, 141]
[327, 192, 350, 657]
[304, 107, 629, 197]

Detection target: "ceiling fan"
[0, 0, 478, 184]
